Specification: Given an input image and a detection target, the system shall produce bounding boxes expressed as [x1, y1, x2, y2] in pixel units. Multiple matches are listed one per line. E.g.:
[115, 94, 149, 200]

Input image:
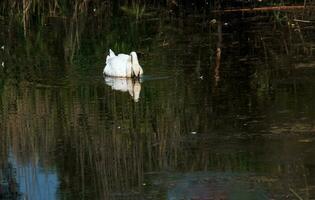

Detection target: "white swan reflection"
[104, 77, 141, 102]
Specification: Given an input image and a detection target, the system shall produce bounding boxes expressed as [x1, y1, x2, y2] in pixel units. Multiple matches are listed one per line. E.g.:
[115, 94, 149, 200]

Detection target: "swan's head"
[130, 52, 142, 78]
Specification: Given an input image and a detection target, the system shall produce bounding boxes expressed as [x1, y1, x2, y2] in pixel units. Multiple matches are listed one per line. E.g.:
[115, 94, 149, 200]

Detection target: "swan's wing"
[106, 55, 111, 64]
[106, 49, 116, 64]
[109, 49, 116, 57]
[104, 56, 131, 77]
[117, 54, 130, 59]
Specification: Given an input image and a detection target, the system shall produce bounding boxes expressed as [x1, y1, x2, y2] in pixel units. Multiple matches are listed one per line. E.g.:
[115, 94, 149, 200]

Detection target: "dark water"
[1, 9, 315, 200]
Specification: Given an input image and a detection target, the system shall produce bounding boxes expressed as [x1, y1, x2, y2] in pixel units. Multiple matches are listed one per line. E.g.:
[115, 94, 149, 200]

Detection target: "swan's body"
[104, 49, 143, 78]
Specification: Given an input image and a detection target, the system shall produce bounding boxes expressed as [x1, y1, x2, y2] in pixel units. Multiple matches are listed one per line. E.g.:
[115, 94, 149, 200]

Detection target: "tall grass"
[121, 3, 146, 21]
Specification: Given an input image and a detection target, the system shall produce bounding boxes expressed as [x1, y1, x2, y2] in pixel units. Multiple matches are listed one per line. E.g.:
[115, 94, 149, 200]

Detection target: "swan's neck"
[130, 52, 141, 77]
[131, 54, 139, 65]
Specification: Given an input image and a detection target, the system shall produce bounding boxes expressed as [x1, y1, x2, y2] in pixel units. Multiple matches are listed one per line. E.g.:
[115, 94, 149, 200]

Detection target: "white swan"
[103, 49, 143, 78]
[105, 77, 141, 102]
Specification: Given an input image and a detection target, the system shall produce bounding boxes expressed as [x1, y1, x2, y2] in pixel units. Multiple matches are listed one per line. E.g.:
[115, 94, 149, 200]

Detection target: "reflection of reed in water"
[0, 79, 147, 199]
[1, 71, 314, 199]
[105, 77, 141, 102]
[0, 162, 18, 199]
[0, 78, 188, 198]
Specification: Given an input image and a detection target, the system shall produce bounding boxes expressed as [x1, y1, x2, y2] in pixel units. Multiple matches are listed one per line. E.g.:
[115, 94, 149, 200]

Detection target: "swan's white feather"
[104, 49, 143, 78]
[104, 52, 132, 77]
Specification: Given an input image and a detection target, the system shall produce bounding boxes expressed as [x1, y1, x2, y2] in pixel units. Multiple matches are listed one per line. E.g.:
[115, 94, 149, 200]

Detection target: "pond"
[0, 7, 315, 200]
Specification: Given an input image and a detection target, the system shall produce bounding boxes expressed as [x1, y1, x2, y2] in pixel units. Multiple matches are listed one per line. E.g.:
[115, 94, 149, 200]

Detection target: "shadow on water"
[1, 2, 315, 199]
